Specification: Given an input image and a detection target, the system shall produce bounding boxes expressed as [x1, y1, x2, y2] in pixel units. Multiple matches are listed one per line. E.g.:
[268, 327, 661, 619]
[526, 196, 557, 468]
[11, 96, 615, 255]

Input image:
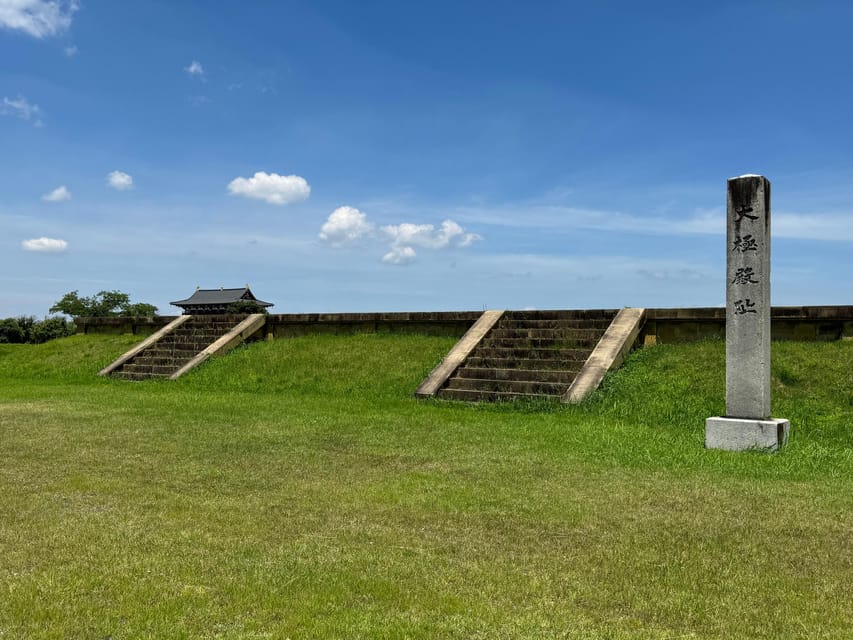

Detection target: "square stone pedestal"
[705, 417, 790, 452]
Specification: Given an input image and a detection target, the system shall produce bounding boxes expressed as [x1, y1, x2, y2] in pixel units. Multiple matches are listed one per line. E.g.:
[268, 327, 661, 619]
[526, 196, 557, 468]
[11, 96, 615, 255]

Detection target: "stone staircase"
[435, 310, 618, 402]
[107, 315, 257, 380]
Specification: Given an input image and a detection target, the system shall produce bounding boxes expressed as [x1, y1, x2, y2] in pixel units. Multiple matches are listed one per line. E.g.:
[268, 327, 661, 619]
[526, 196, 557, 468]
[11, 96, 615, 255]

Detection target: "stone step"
[464, 356, 587, 370]
[175, 323, 232, 330]
[454, 367, 577, 383]
[131, 355, 187, 366]
[111, 371, 170, 381]
[182, 315, 241, 322]
[479, 336, 599, 349]
[139, 348, 199, 359]
[489, 328, 606, 341]
[506, 309, 616, 321]
[444, 377, 567, 395]
[436, 388, 557, 403]
[119, 363, 178, 375]
[166, 331, 225, 339]
[150, 340, 215, 350]
[471, 347, 592, 361]
[497, 319, 612, 330]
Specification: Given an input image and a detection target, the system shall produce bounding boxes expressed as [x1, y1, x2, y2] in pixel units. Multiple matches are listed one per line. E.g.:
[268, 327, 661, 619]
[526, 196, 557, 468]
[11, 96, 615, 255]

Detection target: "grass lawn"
[0, 333, 851, 639]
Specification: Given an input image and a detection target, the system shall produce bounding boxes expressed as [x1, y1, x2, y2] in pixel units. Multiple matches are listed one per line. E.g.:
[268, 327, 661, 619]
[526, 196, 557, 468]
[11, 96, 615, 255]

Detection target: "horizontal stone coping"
[645, 305, 853, 321]
[74, 305, 853, 328]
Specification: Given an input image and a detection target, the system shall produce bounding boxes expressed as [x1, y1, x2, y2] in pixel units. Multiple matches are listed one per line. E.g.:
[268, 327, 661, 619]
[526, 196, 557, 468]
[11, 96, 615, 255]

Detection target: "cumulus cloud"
[184, 60, 204, 77]
[380, 219, 481, 265]
[382, 246, 416, 265]
[0, 0, 78, 38]
[317, 206, 480, 265]
[21, 236, 67, 252]
[227, 171, 310, 205]
[42, 185, 70, 201]
[63, 44, 77, 56]
[382, 219, 481, 250]
[319, 206, 373, 246]
[1, 95, 43, 125]
[107, 170, 133, 190]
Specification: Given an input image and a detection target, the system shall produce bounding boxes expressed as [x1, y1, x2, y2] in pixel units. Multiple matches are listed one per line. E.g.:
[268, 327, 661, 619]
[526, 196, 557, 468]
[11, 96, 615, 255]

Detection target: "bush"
[0, 318, 25, 344]
[0, 316, 75, 345]
[30, 316, 75, 344]
[227, 300, 269, 315]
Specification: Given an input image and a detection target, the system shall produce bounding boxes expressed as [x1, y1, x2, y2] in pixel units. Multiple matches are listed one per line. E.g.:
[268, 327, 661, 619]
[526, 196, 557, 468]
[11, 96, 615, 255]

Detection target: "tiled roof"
[170, 287, 273, 308]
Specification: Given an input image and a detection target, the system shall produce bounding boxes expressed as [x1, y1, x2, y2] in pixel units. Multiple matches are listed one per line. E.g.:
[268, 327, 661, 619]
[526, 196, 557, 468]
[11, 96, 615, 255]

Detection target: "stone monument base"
[705, 417, 790, 452]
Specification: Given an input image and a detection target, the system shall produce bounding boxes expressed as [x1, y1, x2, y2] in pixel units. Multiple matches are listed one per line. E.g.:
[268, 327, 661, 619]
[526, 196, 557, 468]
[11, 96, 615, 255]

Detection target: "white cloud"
[227, 171, 310, 205]
[63, 44, 77, 56]
[382, 219, 481, 250]
[42, 185, 70, 201]
[317, 207, 480, 265]
[184, 60, 204, 77]
[319, 206, 373, 246]
[382, 246, 416, 265]
[1, 95, 42, 125]
[379, 219, 481, 265]
[21, 236, 67, 252]
[107, 170, 133, 190]
[0, 0, 78, 38]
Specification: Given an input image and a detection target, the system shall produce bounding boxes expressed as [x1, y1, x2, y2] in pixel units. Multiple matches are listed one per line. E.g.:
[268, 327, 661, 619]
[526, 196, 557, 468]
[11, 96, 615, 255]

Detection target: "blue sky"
[3, 0, 853, 317]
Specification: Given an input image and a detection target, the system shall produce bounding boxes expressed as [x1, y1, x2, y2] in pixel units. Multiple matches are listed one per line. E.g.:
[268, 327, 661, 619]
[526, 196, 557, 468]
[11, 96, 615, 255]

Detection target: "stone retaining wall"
[74, 306, 853, 343]
[75, 312, 483, 338]
[642, 306, 853, 343]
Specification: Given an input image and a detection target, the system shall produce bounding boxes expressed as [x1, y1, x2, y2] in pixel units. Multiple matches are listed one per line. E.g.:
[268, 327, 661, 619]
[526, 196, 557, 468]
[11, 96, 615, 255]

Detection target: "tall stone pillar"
[705, 175, 790, 451]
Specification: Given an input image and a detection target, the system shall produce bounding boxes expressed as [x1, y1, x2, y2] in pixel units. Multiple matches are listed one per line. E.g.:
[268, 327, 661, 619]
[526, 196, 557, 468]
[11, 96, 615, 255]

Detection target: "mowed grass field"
[1, 332, 851, 639]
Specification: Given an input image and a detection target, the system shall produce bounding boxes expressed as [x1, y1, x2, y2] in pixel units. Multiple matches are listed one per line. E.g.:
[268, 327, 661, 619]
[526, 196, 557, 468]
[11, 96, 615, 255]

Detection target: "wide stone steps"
[471, 347, 591, 361]
[498, 319, 612, 330]
[464, 356, 586, 371]
[486, 328, 604, 341]
[138, 348, 199, 358]
[109, 315, 249, 380]
[438, 388, 556, 402]
[112, 371, 170, 381]
[434, 309, 618, 403]
[479, 337, 599, 349]
[444, 377, 567, 395]
[119, 363, 184, 375]
[506, 309, 615, 320]
[455, 367, 577, 383]
[145, 340, 218, 351]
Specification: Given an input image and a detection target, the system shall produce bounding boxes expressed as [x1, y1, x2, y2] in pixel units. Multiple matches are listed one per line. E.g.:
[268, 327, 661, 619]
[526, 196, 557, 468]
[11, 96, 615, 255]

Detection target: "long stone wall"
[642, 305, 853, 344]
[75, 312, 483, 338]
[74, 306, 853, 342]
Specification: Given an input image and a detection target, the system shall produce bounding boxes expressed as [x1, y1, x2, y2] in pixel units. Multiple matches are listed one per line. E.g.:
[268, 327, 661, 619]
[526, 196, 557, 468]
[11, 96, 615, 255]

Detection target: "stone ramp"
[100, 314, 266, 380]
[417, 308, 645, 403]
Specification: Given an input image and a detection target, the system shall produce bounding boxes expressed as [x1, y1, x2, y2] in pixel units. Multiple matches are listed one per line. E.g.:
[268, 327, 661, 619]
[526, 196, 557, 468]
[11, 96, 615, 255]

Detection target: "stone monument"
[705, 175, 790, 451]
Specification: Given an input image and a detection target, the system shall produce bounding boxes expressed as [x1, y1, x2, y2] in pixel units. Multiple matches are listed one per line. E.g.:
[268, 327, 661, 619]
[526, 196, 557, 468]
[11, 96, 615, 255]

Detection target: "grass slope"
[0, 334, 851, 639]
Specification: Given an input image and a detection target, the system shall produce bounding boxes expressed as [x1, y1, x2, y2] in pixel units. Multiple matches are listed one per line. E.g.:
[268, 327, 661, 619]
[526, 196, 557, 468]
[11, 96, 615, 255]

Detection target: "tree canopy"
[49, 290, 159, 318]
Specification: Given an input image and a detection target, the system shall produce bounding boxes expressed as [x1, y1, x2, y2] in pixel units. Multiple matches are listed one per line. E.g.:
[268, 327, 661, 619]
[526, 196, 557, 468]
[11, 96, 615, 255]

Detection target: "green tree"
[14, 316, 36, 342]
[50, 290, 158, 318]
[227, 300, 269, 315]
[0, 318, 25, 344]
[123, 302, 159, 317]
[30, 317, 75, 343]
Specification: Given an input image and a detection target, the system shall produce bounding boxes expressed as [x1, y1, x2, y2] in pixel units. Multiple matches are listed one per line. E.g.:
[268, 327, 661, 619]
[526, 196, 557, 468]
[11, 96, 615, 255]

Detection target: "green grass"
[1, 333, 851, 639]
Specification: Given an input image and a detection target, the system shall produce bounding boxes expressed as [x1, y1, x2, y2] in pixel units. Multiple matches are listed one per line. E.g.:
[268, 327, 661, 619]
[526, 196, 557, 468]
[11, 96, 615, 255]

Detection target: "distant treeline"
[0, 316, 76, 344]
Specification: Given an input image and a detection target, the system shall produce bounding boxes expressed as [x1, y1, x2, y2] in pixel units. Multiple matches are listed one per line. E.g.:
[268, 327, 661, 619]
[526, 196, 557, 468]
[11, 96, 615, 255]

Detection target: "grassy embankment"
[1, 333, 851, 639]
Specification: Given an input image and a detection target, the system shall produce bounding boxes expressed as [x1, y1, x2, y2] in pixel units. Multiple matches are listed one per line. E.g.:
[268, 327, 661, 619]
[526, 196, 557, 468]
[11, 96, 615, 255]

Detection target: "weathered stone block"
[705, 416, 790, 452]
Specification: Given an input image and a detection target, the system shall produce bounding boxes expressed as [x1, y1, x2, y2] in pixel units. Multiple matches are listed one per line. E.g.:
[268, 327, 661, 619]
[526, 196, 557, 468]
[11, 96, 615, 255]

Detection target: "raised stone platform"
[705, 417, 790, 452]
